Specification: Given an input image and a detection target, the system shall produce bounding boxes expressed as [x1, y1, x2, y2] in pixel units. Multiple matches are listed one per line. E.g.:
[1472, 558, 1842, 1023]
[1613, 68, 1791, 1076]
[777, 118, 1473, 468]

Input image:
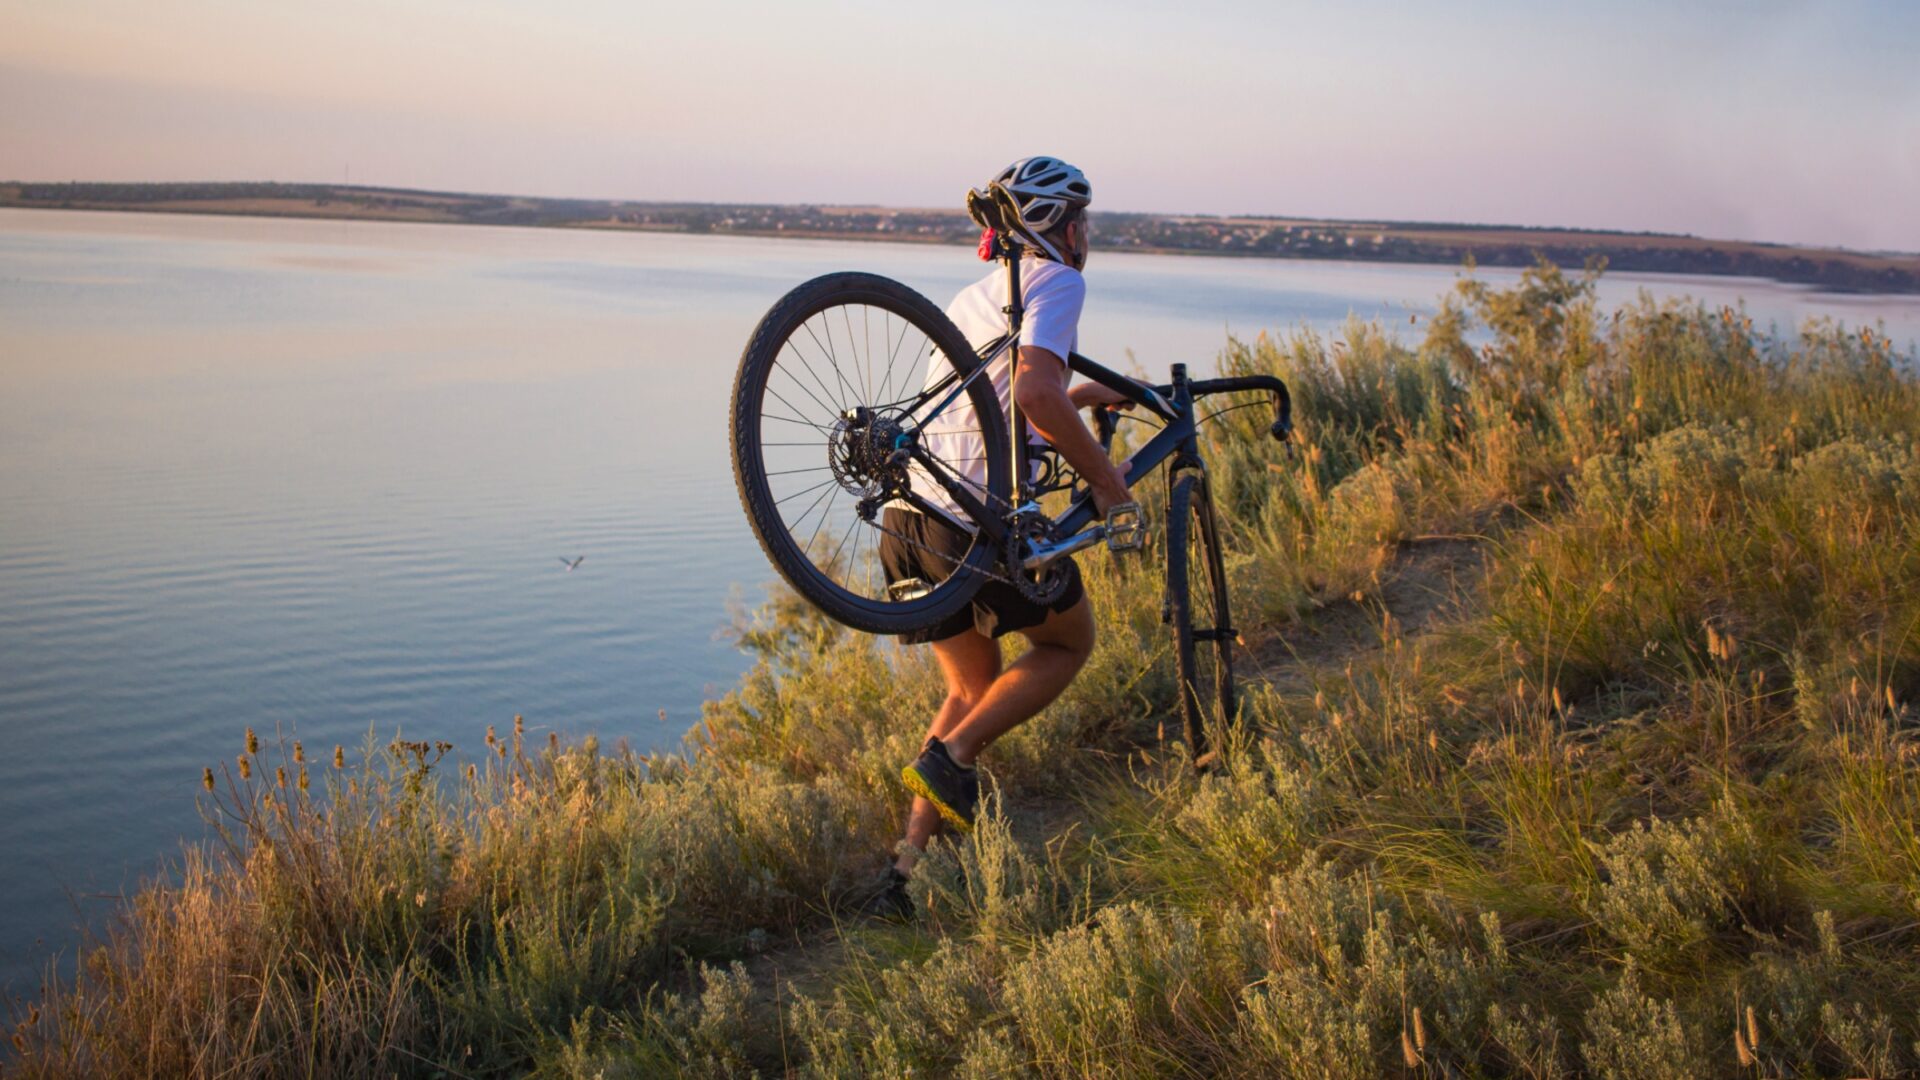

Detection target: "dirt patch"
[1242, 533, 1490, 693]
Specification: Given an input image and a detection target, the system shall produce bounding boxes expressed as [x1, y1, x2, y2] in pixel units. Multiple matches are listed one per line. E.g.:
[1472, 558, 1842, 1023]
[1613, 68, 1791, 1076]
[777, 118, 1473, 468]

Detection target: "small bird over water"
[558, 556, 585, 571]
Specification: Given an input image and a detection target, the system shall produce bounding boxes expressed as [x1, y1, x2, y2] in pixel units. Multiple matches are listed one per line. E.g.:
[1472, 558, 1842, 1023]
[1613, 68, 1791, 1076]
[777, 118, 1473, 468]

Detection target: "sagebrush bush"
[999, 903, 1221, 1076]
[907, 789, 1058, 947]
[1167, 738, 1322, 902]
[1231, 858, 1521, 1078]
[1580, 961, 1710, 1080]
[792, 943, 1000, 1078]
[1586, 806, 1759, 970]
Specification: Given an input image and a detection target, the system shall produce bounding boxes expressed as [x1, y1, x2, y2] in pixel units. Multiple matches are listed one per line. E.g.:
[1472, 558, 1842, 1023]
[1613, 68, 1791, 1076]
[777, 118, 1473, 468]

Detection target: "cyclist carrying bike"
[867, 156, 1138, 918]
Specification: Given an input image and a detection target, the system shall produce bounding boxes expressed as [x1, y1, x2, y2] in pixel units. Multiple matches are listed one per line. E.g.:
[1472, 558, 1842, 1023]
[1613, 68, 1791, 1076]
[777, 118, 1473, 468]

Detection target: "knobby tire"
[731, 272, 1011, 636]
[1166, 470, 1236, 755]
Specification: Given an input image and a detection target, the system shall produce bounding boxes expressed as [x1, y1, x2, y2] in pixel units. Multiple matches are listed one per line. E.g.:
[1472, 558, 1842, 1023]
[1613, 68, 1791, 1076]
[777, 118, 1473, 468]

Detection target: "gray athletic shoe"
[901, 736, 979, 832]
[855, 867, 914, 923]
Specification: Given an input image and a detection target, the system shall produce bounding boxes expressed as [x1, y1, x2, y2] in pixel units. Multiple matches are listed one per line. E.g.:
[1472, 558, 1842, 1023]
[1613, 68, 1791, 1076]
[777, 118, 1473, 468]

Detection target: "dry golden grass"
[10, 263, 1920, 1077]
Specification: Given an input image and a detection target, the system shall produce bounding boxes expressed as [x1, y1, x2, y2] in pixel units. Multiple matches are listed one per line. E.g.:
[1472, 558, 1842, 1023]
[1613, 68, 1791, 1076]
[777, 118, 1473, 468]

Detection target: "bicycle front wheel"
[731, 273, 1012, 636]
[1166, 471, 1237, 755]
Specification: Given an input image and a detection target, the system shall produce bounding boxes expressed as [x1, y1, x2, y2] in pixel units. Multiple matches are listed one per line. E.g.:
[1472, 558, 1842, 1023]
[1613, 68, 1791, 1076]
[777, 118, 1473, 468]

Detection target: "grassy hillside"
[9, 264, 1920, 1078]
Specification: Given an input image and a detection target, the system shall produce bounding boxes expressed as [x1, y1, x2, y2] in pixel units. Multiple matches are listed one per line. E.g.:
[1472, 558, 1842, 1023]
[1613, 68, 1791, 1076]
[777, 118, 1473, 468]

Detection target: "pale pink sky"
[3, 0, 1917, 251]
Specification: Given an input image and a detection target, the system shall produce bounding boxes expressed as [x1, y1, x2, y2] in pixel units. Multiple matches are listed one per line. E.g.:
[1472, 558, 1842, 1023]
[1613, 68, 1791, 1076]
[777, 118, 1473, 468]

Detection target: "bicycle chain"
[858, 504, 1027, 592]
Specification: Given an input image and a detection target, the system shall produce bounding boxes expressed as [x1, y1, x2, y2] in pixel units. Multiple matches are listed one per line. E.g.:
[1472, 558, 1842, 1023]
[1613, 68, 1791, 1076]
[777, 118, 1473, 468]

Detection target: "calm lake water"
[2, 207, 1917, 991]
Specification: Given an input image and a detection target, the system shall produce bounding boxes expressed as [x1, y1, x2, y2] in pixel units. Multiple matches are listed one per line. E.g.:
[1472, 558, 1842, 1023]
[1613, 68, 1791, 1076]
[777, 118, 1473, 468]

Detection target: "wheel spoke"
[774, 341, 847, 421]
[787, 479, 836, 542]
[762, 408, 833, 433]
[909, 444, 1000, 514]
[780, 316, 852, 415]
[879, 311, 912, 406]
[801, 487, 839, 554]
[798, 315, 852, 411]
[849, 518, 866, 595]
[773, 475, 837, 508]
[853, 303, 872, 405]
[827, 511, 861, 581]
[803, 318, 865, 411]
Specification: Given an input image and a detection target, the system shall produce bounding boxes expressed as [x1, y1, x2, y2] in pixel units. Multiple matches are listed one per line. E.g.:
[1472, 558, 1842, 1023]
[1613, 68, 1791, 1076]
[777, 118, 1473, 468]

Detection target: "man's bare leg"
[941, 596, 1096, 767]
[895, 628, 1001, 875]
[893, 597, 1096, 875]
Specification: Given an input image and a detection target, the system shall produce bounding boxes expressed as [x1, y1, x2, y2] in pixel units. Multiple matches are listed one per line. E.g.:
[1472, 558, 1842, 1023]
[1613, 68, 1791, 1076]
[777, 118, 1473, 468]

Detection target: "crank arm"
[1023, 529, 1108, 571]
[1022, 502, 1148, 570]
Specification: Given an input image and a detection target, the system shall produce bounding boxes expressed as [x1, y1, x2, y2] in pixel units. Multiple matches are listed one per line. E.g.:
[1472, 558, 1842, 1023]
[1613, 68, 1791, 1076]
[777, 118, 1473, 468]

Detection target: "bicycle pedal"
[1104, 502, 1146, 553]
[887, 577, 933, 602]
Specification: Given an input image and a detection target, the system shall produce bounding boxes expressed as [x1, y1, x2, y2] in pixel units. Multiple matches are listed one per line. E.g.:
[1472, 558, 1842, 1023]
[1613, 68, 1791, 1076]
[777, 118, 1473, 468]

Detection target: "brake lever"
[1270, 418, 1294, 457]
[1093, 405, 1118, 451]
[1270, 390, 1294, 455]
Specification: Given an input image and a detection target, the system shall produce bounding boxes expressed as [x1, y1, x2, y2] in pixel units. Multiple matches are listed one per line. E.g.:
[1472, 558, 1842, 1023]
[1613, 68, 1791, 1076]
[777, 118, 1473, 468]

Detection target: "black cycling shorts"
[877, 506, 1084, 645]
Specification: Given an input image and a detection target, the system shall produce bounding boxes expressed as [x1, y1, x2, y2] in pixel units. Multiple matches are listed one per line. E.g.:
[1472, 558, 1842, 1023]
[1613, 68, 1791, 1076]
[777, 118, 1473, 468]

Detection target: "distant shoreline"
[5, 181, 1917, 294]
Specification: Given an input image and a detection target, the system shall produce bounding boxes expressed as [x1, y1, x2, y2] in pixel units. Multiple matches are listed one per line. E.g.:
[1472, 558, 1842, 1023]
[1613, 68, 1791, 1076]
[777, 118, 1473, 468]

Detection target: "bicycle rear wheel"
[731, 272, 1011, 635]
[1165, 471, 1237, 755]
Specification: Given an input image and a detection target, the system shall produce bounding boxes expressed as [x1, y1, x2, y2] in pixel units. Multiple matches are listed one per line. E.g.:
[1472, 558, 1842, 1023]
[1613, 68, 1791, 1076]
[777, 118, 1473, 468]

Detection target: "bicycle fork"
[1161, 363, 1208, 628]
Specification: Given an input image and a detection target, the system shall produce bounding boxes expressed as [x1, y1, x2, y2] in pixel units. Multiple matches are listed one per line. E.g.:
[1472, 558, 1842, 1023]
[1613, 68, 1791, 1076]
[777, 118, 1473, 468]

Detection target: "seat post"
[1001, 234, 1023, 334]
[1001, 238, 1031, 502]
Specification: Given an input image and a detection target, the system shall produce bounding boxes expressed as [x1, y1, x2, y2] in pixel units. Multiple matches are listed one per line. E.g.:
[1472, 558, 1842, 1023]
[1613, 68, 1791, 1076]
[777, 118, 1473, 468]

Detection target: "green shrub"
[792, 943, 999, 1078]
[1585, 806, 1759, 970]
[1168, 738, 1322, 902]
[1579, 961, 1710, 1080]
[907, 789, 1057, 948]
[999, 903, 1225, 1077]
[1232, 859, 1519, 1077]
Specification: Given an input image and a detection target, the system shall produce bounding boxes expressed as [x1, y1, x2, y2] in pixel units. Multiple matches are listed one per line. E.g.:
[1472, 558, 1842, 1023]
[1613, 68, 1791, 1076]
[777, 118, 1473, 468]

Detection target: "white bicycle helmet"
[979, 156, 1091, 263]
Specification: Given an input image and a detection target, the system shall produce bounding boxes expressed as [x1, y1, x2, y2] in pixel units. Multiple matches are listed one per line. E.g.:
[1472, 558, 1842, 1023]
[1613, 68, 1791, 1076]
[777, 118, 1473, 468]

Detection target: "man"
[865, 156, 1137, 919]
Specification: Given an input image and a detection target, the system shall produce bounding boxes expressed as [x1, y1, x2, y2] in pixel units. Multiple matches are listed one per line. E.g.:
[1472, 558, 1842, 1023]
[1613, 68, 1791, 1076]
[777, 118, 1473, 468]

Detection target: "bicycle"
[729, 192, 1292, 754]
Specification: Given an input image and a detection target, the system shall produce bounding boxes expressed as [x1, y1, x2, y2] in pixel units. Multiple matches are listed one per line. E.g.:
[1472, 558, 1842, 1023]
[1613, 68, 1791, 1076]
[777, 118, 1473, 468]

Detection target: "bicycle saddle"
[965, 188, 1005, 232]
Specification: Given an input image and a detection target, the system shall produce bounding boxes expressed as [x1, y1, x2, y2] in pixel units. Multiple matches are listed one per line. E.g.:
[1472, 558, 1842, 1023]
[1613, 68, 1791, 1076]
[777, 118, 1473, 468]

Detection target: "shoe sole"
[901, 764, 974, 833]
[863, 898, 915, 924]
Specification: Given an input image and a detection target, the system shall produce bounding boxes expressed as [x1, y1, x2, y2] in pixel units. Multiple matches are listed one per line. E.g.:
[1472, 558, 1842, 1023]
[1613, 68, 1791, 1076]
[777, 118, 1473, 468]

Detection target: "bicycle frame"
[894, 238, 1292, 566]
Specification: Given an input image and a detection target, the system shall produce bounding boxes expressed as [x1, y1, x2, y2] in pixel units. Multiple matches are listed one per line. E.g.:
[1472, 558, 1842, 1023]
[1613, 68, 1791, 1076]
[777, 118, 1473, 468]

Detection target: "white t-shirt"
[907, 256, 1084, 529]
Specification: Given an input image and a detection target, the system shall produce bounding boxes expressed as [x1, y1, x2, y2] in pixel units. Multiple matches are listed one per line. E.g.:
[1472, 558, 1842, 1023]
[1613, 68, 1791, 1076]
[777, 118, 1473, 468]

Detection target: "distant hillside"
[4, 180, 1915, 293]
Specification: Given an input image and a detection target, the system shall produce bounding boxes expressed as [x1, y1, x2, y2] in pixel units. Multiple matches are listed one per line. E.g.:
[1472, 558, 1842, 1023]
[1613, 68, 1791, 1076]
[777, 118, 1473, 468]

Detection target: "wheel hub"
[829, 407, 910, 499]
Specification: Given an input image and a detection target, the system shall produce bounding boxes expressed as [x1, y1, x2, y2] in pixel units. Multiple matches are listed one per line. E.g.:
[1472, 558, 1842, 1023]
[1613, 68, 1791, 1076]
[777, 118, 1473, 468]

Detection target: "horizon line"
[9, 176, 1914, 260]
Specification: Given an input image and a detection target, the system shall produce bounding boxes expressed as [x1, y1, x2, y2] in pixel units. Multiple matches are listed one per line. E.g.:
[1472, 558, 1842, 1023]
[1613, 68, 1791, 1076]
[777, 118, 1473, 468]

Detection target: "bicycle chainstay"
[859, 507, 1058, 598]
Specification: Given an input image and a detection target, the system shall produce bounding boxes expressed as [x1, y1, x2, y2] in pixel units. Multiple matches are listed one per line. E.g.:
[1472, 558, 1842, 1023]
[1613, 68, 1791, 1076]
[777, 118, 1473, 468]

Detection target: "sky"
[2, 0, 1917, 252]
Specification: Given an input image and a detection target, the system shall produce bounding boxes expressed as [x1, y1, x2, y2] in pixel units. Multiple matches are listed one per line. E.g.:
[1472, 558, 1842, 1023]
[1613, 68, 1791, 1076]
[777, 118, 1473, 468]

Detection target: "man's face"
[1065, 215, 1090, 270]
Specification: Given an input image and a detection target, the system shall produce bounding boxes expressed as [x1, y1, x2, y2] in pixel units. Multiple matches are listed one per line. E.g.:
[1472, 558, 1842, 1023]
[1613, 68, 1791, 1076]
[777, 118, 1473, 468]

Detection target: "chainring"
[1004, 510, 1071, 605]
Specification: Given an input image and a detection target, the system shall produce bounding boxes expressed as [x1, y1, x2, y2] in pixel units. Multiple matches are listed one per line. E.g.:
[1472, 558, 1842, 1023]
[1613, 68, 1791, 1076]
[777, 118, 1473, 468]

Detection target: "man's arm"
[1012, 346, 1134, 514]
[1069, 379, 1141, 412]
